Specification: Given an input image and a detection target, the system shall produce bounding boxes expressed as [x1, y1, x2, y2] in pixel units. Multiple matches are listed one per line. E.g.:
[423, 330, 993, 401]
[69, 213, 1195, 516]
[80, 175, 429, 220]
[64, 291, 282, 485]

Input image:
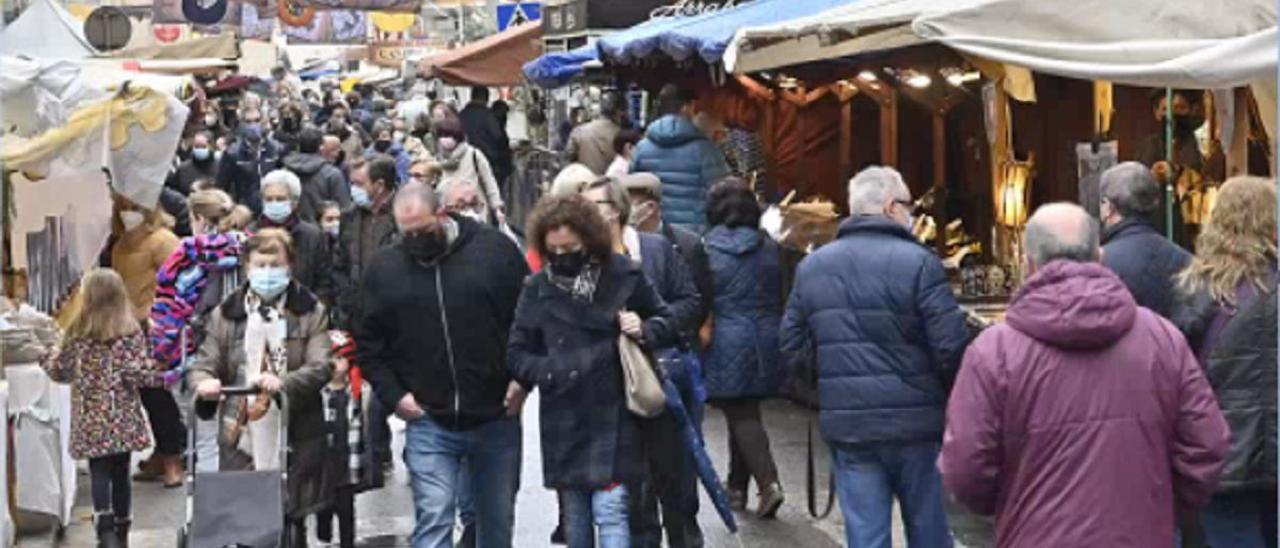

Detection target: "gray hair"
[394, 181, 440, 212]
[1100, 162, 1160, 217]
[1024, 202, 1101, 267]
[847, 166, 909, 215]
[260, 169, 301, 201]
[584, 177, 631, 228]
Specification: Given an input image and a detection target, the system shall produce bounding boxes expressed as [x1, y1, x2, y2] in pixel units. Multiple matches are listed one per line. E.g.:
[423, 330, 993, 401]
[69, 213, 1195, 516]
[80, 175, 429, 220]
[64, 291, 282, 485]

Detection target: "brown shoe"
[132, 456, 163, 482]
[161, 454, 184, 488]
[756, 482, 785, 520]
[725, 483, 747, 511]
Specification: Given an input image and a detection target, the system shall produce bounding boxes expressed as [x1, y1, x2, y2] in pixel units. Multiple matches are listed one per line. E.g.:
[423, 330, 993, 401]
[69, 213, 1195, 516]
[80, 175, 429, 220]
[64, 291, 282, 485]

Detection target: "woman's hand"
[619, 311, 643, 339]
[195, 379, 222, 401]
[255, 373, 283, 394]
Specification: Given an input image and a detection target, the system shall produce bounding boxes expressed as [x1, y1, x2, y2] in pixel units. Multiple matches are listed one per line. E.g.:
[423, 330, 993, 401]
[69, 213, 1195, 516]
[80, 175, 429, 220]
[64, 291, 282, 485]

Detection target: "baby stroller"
[177, 386, 292, 548]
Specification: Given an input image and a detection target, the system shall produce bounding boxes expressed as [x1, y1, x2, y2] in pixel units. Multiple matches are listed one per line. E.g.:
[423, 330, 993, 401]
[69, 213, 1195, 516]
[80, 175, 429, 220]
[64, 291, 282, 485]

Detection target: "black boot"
[95, 513, 121, 548]
[114, 517, 131, 548]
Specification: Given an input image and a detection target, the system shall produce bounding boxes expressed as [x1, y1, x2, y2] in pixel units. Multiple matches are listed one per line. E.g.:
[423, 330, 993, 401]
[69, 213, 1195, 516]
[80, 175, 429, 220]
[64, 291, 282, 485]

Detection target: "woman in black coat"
[508, 194, 677, 548]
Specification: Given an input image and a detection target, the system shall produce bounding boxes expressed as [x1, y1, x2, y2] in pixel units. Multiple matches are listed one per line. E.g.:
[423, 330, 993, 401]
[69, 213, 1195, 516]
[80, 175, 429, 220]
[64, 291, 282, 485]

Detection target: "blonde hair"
[1177, 176, 1278, 303]
[247, 228, 295, 265]
[187, 189, 240, 233]
[67, 269, 141, 341]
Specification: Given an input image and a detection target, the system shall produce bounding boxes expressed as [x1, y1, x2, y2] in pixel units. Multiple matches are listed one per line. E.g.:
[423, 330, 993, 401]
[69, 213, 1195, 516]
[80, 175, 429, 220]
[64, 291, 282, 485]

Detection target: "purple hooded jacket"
[939, 261, 1229, 548]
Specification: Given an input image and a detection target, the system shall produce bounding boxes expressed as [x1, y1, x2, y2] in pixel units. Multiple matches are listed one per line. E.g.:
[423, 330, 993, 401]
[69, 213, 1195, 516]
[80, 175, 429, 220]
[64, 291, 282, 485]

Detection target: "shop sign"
[649, 0, 740, 18]
[368, 40, 435, 67]
[542, 0, 586, 36]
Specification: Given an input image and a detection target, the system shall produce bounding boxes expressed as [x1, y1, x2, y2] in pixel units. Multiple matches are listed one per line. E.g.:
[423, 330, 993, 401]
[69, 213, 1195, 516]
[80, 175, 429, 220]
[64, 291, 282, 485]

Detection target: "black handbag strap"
[806, 419, 837, 519]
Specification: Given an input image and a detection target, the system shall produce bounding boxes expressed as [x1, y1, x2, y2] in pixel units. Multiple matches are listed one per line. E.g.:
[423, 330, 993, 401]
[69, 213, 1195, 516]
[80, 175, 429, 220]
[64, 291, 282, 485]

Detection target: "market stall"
[418, 21, 542, 86]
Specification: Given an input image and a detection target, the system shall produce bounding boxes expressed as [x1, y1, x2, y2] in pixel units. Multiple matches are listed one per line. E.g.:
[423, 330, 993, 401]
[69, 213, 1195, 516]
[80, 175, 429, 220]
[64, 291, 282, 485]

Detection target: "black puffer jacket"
[357, 217, 529, 431]
[1172, 271, 1278, 492]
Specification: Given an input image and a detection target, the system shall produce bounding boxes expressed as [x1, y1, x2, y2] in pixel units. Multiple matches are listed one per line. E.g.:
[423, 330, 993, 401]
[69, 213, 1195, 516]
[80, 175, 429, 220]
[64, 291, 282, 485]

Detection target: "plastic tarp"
[419, 22, 542, 86]
[0, 57, 106, 138]
[0, 0, 96, 60]
[597, 0, 851, 66]
[522, 43, 600, 89]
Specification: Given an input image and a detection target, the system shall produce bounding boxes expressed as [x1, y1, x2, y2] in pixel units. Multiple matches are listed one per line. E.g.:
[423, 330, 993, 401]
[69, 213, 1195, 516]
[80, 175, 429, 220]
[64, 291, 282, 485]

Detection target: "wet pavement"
[24, 397, 939, 547]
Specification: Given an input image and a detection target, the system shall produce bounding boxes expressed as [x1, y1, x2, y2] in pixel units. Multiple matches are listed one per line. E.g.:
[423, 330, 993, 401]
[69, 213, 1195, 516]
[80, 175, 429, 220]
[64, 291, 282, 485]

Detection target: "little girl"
[42, 269, 176, 548]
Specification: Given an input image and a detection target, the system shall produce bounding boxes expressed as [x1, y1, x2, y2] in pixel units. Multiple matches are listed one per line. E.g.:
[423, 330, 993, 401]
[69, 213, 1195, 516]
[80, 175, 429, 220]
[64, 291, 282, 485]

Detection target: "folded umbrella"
[659, 359, 738, 534]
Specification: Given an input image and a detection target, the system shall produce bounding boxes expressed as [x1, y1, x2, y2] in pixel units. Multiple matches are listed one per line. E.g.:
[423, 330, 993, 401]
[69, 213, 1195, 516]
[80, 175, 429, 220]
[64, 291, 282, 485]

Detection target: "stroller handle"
[219, 385, 269, 397]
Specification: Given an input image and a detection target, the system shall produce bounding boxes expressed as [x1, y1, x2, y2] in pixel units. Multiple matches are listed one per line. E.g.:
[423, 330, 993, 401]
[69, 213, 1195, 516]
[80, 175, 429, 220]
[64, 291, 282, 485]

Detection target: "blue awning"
[523, 44, 599, 89]
[597, 0, 852, 65]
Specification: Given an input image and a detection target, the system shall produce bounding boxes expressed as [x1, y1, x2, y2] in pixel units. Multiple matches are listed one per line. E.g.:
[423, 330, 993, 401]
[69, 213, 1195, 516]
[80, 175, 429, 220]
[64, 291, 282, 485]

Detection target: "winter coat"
[188, 283, 334, 518]
[1172, 269, 1278, 493]
[281, 152, 351, 223]
[630, 115, 730, 232]
[508, 254, 678, 489]
[366, 142, 413, 185]
[460, 103, 513, 184]
[357, 217, 529, 431]
[333, 201, 397, 330]
[634, 230, 702, 340]
[662, 223, 702, 270]
[437, 143, 506, 212]
[217, 138, 283, 215]
[940, 260, 1230, 548]
[780, 216, 969, 445]
[693, 227, 782, 399]
[564, 118, 620, 175]
[1102, 218, 1191, 318]
[112, 227, 181, 321]
[249, 216, 335, 304]
[166, 156, 220, 196]
[41, 331, 166, 459]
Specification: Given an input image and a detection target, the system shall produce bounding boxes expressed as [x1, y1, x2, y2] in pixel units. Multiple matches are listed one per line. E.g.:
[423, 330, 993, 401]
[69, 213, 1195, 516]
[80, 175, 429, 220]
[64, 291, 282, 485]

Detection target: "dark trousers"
[629, 413, 705, 548]
[89, 453, 132, 516]
[316, 487, 356, 548]
[139, 387, 186, 455]
[713, 399, 779, 491]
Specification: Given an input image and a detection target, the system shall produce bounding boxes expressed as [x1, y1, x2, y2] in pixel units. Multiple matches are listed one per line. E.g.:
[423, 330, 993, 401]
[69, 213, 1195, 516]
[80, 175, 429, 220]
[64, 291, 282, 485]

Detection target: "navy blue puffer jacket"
[699, 227, 783, 400]
[780, 216, 970, 445]
[1101, 218, 1191, 319]
[630, 115, 730, 232]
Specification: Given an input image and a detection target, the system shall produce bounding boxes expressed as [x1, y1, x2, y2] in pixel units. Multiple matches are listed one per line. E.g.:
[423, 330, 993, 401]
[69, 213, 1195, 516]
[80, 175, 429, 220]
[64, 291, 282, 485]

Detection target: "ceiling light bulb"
[857, 70, 878, 82]
[906, 73, 932, 89]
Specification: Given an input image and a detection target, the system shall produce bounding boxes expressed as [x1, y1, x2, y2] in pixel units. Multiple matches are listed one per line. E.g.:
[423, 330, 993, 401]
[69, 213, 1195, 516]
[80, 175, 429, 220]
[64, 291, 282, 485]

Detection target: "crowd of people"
[28, 63, 1277, 548]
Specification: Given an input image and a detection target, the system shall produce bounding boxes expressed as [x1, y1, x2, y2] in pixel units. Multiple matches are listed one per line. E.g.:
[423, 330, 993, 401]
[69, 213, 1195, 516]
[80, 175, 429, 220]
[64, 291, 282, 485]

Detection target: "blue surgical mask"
[192, 147, 212, 161]
[263, 200, 293, 223]
[351, 185, 372, 208]
[248, 266, 290, 300]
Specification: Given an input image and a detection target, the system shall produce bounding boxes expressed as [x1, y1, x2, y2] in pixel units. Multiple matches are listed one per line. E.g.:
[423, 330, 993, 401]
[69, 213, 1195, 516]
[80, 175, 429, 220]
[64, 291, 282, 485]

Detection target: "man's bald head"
[1024, 202, 1101, 269]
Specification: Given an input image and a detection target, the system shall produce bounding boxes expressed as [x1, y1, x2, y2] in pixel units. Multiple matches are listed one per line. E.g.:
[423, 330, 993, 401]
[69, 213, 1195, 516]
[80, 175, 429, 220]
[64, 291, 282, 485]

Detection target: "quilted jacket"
[630, 115, 730, 232]
[697, 227, 783, 400]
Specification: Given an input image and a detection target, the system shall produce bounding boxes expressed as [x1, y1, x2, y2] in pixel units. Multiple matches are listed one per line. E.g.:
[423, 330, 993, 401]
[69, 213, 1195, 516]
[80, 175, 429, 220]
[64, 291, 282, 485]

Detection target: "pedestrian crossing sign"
[497, 2, 541, 32]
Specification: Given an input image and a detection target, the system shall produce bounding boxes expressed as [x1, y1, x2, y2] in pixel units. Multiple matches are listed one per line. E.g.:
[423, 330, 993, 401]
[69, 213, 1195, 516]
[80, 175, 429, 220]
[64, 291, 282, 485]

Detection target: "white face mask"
[120, 211, 146, 232]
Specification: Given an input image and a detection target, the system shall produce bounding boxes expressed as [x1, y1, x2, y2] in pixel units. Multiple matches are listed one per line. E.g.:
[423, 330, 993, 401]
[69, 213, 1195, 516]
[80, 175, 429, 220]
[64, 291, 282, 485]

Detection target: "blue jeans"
[562, 485, 630, 548]
[403, 415, 521, 548]
[1200, 491, 1277, 548]
[831, 441, 952, 548]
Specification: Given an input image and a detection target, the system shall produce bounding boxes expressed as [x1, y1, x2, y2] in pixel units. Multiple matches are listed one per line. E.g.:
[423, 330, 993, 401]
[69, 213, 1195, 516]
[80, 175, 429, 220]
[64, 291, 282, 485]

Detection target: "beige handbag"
[618, 334, 666, 418]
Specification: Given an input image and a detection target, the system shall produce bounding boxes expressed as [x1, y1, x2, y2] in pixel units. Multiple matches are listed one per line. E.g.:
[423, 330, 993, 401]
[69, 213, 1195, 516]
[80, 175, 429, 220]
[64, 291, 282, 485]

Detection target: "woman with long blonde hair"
[1173, 176, 1278, 548]
[42, 269, 173, 547]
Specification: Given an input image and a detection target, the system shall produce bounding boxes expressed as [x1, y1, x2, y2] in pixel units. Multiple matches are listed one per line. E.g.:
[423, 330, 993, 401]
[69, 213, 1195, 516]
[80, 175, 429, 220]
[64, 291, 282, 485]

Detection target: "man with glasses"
[781, 166, 970, 547]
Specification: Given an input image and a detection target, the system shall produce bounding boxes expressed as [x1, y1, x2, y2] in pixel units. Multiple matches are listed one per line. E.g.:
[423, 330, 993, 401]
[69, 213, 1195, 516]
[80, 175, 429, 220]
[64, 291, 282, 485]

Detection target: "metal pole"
[1164, 87, 1174, 240]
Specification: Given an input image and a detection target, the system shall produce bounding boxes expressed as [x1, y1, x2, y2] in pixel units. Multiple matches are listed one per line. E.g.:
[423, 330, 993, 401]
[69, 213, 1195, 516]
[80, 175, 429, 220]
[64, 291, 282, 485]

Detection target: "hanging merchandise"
[371, 11, 413, 33]
[278, 0, 315, 27]
[153, 24, 183, 42]
[83, 6, 133, 51]
[241, 1, 276, 40]
[283, 9, 366, 44]
[184, 0, 229, 25]
[153, 0, 242, 25]
[297, 0, 420, 13]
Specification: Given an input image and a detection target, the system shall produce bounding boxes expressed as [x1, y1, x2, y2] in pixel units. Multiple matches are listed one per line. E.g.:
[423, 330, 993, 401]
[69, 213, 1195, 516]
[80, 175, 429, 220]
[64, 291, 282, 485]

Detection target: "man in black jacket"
[217, 106, 281, 215]
[459, 86, 513, 187]
[1100, 162, 1192, 318]
[282, 127, 352, 223]
[357, 182, 529, 548]
[166, 131, 219, 196]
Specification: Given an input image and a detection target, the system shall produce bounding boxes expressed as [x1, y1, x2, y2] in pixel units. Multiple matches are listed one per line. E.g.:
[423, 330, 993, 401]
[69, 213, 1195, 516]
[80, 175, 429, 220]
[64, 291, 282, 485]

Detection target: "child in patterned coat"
[314, 330, 374, 547]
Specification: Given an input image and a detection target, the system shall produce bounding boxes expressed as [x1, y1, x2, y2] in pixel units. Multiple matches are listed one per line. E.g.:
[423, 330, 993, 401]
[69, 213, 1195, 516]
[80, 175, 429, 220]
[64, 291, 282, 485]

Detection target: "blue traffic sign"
[497, 2, 541, 31]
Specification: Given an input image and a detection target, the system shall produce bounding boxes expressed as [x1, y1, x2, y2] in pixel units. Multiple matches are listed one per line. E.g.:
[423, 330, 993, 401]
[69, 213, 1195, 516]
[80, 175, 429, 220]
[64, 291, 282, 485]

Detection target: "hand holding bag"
[618, 334, 665, 418]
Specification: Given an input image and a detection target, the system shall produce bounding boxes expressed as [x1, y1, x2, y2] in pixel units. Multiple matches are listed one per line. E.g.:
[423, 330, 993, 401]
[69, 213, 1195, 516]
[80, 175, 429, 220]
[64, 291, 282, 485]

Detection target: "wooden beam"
[880, 89, 898, 167]
[840, 100, 853, 184]
[933, 113, 948, 256]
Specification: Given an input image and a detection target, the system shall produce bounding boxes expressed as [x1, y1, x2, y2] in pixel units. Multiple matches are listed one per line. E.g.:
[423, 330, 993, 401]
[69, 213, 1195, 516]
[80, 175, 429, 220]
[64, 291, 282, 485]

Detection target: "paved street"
[23, 397, 924, 547]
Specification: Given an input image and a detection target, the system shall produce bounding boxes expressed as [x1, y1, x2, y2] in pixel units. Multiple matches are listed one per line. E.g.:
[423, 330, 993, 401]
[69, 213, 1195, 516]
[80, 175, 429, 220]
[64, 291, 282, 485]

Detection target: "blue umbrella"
[660, 354, 739, 534]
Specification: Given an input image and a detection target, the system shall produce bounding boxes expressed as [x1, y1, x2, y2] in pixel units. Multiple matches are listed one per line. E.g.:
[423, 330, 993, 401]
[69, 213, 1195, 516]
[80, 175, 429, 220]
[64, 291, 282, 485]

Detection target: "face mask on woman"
[248, 266, 290, 300]
[263, 200, 293, 223]
[322, 222, 340, 236]
[437, 136, 458, 153]
[192, 147, 212, 161]
[548, 250, 588, 278]
[120, 211, 146, 232]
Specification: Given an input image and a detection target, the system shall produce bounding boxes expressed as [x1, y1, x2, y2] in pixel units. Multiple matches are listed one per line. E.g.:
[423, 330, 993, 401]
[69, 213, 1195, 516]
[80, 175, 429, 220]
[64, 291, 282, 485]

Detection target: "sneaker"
[756, 482, 785, 520]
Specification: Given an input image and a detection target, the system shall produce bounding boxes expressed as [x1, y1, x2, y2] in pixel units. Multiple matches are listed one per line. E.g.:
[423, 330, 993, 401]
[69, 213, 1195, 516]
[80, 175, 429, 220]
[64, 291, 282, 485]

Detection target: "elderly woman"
[110, 198, 184, 487]
[1173, 176, 1278, 548]
[190, 229, 334, 547]
[508, 194, 677, 548]
[432, 116, 506, 226]
[693, 178, 785, 518]
[251, 170, 334, 305]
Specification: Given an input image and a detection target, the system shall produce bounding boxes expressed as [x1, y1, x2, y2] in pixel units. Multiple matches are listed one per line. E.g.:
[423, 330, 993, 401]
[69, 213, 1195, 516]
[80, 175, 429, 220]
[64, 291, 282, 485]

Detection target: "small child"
[314, 330, 373, 548]
[41, 269, 177, 548]
[319, 200, 342, 241]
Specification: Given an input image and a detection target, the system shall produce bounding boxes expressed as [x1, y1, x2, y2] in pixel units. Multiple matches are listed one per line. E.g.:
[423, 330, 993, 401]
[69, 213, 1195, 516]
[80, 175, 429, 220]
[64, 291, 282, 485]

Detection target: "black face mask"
[1172, 114, 1203, 135]
[374, 139, 392, 153]
[403, 228, 448, 263]
[547, 250, 589, 278]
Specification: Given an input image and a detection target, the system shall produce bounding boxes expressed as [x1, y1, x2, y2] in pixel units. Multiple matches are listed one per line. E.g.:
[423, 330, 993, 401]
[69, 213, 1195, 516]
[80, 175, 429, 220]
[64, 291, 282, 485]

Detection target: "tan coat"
[564, 118, 621, 176]
[112, 227, 181, 321]
[188, 283, 334, 517]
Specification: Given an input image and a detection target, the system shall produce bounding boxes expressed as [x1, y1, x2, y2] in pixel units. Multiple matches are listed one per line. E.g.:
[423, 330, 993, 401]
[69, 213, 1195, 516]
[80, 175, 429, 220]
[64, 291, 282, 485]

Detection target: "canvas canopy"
[419, 22, 542, 86]
[726, 0, 1277, 91]
[0, 0, 96, 60]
